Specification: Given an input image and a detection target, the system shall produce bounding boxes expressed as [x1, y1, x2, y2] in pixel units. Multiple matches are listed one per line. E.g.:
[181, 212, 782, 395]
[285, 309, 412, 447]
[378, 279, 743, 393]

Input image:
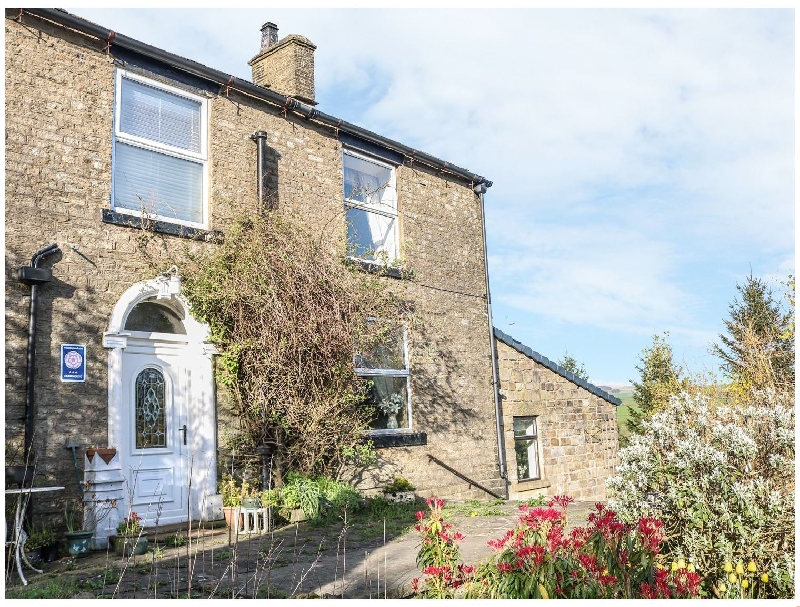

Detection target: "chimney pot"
[260, 22, 278, 50]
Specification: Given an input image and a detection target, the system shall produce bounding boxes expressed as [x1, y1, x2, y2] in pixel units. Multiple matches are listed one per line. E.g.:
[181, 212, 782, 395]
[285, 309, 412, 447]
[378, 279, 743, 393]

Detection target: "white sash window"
[112, 71, 208, 227]
[343, 150, 398, 262]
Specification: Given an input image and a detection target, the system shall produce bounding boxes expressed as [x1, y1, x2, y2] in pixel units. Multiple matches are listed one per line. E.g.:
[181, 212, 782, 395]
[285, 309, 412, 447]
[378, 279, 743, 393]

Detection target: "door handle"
[179, 424, 187, 445]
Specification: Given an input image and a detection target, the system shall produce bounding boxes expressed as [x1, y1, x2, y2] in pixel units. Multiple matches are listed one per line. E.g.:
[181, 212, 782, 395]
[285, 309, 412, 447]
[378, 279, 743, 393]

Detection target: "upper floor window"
[355, 323, 410, 432]
[112, 70, 208, 227]
[343, 150, 398, 262]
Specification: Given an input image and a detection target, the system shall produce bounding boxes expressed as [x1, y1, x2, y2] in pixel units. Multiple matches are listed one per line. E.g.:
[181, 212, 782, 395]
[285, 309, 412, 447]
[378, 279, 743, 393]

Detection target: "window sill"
[370, 432, 427, 448]
[102, 209, 224, 242]
[347, 258, 410, 280]
[514, 478, 551, 491]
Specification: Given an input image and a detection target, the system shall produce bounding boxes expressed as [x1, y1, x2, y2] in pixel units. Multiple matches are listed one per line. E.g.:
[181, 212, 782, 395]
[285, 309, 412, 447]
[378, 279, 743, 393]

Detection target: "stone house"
[5, 8, 618, 541]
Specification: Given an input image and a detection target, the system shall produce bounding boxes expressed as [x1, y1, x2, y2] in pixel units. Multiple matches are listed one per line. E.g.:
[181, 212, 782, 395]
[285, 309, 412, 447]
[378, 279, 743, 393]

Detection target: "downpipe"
[250, 131, 269, 212]
[475, 183, 507, 495]
[18, 243, 61, 460]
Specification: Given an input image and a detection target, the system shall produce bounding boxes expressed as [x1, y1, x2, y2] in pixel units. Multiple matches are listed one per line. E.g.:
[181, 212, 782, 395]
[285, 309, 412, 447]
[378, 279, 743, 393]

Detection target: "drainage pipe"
[251, 131, 268, 212]
[475, 185, 507, 494]
[19, 243, 60, 460]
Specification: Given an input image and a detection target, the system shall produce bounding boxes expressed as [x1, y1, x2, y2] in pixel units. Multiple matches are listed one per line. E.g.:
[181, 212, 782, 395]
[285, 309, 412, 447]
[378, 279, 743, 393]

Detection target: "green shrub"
[607, 390, 794, 598]
[277, 473, 362, 522]
[383, 476, 415, 493]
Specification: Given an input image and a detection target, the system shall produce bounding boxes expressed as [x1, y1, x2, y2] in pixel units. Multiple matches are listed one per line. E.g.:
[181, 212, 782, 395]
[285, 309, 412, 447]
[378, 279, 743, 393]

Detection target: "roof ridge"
[493, 327, 622, 406]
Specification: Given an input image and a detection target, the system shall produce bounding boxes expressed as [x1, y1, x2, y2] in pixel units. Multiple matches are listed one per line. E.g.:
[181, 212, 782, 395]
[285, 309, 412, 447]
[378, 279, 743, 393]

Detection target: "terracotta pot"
[290, 508, 307, 523]
[86, 448, 117, 464]
[222, 506, 242, 529]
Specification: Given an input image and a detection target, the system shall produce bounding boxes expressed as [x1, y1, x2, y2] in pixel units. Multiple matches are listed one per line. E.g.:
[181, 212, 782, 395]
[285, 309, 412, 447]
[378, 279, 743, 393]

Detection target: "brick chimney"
[248, 22, 317, 106]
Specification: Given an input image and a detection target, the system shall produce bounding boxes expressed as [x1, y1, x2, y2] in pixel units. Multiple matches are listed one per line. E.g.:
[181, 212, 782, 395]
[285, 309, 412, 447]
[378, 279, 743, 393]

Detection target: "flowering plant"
[412, 496, 701, 599]
[116, 511, 142, 536]
[411, 497, 472, 598]
[607, 390, 795, 597]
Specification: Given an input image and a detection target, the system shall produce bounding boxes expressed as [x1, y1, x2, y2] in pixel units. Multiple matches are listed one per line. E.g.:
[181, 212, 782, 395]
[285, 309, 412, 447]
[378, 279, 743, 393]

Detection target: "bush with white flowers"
[607, 390, 794, 598]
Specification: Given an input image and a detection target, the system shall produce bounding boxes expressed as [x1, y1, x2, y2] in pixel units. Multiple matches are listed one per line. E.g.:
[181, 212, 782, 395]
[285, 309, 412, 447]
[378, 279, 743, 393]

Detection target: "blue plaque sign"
[61, 344, 86, 382]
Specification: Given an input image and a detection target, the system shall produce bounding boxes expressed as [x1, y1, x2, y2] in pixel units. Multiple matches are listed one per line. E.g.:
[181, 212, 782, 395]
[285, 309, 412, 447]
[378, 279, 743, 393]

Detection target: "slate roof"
[493, 328, 622, 406]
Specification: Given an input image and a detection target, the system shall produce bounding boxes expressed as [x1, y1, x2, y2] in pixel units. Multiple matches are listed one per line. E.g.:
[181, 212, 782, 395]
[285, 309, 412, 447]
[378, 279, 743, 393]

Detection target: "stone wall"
[496, 339, 619, 502]
[4, 12, 504, 518]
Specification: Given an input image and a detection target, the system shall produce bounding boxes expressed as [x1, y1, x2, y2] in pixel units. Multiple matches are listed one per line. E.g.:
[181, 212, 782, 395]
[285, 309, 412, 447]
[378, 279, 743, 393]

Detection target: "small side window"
[513, 416, 541, 481]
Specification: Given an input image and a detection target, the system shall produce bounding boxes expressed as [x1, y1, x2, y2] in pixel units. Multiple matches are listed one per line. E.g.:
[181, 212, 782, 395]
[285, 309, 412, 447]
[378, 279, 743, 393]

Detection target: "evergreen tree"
[557, 352, 589, 382]
[625, 332, 688, 441]
[711, 274, 794, 396]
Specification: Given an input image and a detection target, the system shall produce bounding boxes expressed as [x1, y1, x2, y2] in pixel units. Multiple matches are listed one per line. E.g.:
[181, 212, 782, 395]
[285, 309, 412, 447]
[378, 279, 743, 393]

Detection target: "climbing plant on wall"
[180, 211, 409, 478]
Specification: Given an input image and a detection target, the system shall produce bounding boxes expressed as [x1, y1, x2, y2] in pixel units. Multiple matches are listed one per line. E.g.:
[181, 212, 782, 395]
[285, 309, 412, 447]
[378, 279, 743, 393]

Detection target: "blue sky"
[66, 8, 795, 386]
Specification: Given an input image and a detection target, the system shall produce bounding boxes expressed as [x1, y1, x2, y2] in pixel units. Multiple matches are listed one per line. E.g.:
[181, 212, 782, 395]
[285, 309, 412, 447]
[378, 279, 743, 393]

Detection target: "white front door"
[121, 336, 190, 526]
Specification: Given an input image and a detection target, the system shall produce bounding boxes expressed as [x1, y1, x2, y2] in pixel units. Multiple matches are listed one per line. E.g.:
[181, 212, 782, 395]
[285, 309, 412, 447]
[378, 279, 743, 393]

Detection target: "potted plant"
[383, 477, 416, 503]
[64, 499, 93, 558]
[219, 474, 243, 529]
[377, 393, 404, 429]
[25, 523, 59, 563]
[114, 511, 148, 557]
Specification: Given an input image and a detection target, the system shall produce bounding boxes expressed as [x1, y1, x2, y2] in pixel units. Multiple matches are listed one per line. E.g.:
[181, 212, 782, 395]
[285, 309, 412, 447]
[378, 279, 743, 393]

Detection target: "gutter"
[475, 184, 508, 493]
[13, 8, 493, 190]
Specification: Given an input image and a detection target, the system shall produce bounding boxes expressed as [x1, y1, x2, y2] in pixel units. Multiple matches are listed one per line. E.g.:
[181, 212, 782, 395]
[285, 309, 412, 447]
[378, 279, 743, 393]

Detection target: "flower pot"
[24, 547, 42, 563]
[65, 530, 94, 558]
[289, 508, 307, 523]
[115, 534, 148, 557]
[223, 506, 242, 529]
[5, 465, 35, 486]
[41, 542, 60, 562]
[86, 448, 117, 464]
[241, 497, 261, 509]
[384, 490, 415, 503]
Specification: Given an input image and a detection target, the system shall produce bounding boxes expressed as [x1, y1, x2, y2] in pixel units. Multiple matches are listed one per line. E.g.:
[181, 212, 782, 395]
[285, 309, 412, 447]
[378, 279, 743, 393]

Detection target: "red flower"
[426, 497, 444, 510]
[639, 582, 657, 599]
[415, 510, 425, 520]
[521, 506, 565, 530]
[422, 565, 441, 576]
[498, 562, 514, 573]
[411, 578, 420, 592]
[548, 495, 574, 510]
[637, 517, 665, 554]
[453, 532, 465, 542]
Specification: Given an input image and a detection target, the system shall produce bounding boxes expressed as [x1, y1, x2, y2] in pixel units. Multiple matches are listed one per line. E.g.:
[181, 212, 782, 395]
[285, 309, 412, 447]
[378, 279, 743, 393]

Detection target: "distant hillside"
[597, 384, 633, 395]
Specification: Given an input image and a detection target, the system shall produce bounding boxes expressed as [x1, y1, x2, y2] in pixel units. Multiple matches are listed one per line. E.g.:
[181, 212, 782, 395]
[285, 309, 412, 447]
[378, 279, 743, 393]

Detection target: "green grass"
[616, 394, 638, 441]
[6, 580, 82, 599]
[444, 498, 505, 517]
